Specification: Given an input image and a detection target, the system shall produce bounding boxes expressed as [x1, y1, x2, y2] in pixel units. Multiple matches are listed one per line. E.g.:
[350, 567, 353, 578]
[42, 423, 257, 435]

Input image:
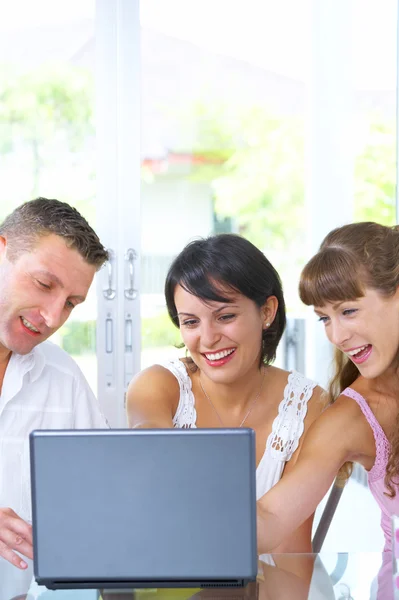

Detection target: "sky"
[0, 0, 397, 89]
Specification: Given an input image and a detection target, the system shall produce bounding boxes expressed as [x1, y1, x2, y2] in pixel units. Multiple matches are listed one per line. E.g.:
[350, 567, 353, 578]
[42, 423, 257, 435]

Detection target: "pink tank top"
[342, 387, 399, 551]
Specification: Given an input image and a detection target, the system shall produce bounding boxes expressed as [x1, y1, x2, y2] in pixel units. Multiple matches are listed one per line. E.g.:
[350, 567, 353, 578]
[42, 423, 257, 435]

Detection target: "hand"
[0, 508, 33, 569]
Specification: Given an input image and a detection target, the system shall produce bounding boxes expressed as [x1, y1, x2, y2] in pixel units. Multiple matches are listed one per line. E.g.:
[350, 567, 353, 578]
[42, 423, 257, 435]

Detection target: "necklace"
[199, 368, 266, 428]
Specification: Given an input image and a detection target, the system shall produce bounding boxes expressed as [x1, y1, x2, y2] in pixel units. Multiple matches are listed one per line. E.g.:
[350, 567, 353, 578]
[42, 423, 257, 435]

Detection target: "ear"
[261, 296, 279, 329]
[0, 236, 7, 262]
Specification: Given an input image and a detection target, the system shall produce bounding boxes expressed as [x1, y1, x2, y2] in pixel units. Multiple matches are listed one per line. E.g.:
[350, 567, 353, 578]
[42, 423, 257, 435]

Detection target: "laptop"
[30, 428, 257, 590]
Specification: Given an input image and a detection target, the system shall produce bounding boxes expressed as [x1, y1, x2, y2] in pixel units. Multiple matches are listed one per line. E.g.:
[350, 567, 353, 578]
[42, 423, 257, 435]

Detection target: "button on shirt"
[0, 341, 108, 600]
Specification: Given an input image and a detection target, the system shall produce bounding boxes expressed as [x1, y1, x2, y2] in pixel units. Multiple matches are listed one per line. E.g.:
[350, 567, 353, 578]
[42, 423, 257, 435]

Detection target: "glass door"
[0, 0, 98, 391]
[4, 0, 397, 427]
[139, 0, 398, 387]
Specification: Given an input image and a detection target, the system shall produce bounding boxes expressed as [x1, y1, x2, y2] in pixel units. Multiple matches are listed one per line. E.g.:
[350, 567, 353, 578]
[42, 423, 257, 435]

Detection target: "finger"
[0, 528, 34, 560]
[0, 539, 29, 570]
[0, 507, 19, 519]
[8, 516, 33, 545]
[13, 536, 34, 560]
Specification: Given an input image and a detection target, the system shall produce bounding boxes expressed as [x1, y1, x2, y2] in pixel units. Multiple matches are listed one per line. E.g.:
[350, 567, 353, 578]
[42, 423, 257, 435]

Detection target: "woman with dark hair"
[127, 234, 324, 562]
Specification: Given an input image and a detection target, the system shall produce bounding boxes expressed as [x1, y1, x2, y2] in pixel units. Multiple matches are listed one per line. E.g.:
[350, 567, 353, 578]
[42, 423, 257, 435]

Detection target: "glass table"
[4, 552, 396, 600]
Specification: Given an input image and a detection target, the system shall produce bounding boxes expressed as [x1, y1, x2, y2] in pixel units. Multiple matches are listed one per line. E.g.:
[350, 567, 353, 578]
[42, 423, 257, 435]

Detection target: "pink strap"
[341, 387, 389, 482]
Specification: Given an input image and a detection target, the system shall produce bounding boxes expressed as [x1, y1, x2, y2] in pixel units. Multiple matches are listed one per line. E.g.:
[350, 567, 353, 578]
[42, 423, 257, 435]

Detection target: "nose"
[200, 320, 222, 349]
[328, 319, 350, 348]
[40, 296, 66, 330]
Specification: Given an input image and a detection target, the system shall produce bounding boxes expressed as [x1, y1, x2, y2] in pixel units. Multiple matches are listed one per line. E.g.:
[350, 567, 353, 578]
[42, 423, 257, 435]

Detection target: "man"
[0, 198, 109, 599]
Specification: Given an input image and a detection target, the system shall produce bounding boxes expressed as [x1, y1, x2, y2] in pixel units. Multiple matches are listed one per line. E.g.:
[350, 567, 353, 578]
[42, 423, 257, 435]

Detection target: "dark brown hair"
[165, 233, 286, 369]
[0, 197, 108, 269]
[299, 221, 399, 495]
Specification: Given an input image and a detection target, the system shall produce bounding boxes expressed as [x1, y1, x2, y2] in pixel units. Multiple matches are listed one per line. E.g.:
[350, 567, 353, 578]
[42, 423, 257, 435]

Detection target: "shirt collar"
[29, 344, 46, 382]
[10, 343, 46, 383]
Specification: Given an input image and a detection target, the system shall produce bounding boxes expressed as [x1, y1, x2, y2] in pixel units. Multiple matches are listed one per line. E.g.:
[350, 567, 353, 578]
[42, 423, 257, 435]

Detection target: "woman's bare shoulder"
[127, 363, 181, 399]
[346, 376, 391, 409]
[336, 378, 396, 441]
[263, 365, 292, 392]
[127, 363, 183, 428]
[266, 366, 326, 405]
[307, 392, 376, 459]
[266, 365, 319, 386]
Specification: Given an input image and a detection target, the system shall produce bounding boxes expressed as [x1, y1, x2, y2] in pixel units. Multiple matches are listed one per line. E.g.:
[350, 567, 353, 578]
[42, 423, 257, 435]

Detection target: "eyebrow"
[34, 270, 86, 302]
[314, 300, 347, 314]
[177, 304, 239, 317]
[213, 304, 239, 313]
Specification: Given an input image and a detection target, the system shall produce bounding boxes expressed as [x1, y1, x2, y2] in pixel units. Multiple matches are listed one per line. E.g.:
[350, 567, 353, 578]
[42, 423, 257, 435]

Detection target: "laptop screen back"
[30, 428, 257, 588]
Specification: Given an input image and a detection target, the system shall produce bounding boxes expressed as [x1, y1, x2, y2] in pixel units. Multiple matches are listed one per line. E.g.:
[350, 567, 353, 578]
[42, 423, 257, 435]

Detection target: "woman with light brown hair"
[257, 221, 399, 598]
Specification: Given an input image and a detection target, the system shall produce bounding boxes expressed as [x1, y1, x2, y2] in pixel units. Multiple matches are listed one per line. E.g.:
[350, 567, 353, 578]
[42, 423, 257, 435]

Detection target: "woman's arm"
[266, 386, 324, 579]
[257, 395, 375, 554]
[127, 365, 180, 428]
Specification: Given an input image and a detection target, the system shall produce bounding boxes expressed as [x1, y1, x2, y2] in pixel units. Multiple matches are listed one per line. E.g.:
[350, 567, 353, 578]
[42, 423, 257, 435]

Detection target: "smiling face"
[174, 284, 277, 384]
[315, 287, 399, 379]
[0, 233, 96, 358]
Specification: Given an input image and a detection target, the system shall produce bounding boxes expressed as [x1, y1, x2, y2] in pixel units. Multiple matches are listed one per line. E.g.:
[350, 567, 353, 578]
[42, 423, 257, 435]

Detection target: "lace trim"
[266, 371, 316, 461]
[342, 387, 390, 483]
[158, 359, 197, 429]
[160, 362, 316, 462]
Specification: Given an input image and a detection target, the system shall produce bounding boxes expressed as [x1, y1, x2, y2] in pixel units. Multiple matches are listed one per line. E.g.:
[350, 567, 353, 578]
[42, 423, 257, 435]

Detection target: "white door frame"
[95, 0, 141, 427]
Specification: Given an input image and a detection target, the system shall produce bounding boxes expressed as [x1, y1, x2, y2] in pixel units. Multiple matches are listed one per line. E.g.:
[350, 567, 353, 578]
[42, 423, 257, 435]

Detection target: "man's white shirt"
[0, 341, 108, 600]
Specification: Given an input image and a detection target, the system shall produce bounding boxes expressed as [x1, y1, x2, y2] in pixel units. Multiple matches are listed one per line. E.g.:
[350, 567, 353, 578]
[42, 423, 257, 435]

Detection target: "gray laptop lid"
[30, 428, 257, 589]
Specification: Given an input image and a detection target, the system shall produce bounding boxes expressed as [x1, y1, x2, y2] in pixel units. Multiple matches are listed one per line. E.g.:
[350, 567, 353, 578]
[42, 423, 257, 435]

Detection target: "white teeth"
[347, 345, 369, 357]
[21, 317, 39, 333]
[205, 349, 235, 361]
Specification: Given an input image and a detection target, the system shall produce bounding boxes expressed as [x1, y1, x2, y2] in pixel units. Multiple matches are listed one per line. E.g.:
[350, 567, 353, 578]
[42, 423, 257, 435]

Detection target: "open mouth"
[346, 344, 372, 364]
[202, 348, 236, 366]
[20, 316, 41, 335]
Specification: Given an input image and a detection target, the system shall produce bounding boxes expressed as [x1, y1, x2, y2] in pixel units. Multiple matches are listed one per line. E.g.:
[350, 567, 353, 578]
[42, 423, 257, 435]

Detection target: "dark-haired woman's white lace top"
[157, 358, 317, 564]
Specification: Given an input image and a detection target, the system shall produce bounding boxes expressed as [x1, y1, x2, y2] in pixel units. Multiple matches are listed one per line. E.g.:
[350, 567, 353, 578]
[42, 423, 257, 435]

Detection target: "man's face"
[0, 234, 96, 357]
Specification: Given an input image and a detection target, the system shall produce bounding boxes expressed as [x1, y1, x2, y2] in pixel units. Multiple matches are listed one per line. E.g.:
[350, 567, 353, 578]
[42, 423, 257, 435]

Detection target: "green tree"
[183, 101, 397, 247]
[184, 101, 305, 251]
[176, 101, 397, 311]
[0, 64, 94, 220]
[354, 116, 396, 225]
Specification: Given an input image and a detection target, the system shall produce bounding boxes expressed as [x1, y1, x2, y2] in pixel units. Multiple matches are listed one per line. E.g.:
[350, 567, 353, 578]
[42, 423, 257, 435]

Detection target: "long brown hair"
[299, 222, 399, 495]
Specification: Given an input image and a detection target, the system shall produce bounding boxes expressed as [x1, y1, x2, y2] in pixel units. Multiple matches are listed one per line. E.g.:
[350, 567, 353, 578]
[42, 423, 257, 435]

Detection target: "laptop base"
[39, 578, 251, 590]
